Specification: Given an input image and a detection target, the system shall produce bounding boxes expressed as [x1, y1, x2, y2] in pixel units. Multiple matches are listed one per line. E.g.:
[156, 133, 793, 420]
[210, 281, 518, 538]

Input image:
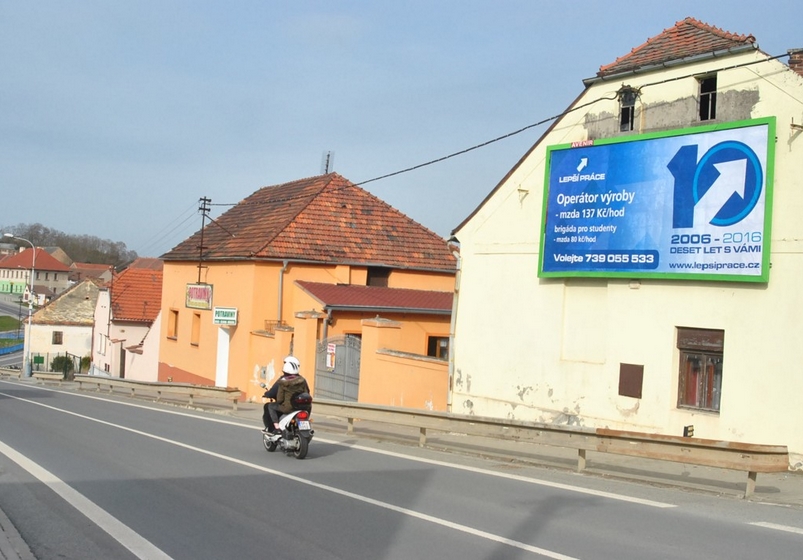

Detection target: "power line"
[203, 51, 791, 209]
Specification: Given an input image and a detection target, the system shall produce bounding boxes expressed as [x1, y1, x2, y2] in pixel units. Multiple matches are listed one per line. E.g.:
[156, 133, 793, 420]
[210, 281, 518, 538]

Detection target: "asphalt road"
[0, 297, 25, 319]
[1, 380, 802, 560]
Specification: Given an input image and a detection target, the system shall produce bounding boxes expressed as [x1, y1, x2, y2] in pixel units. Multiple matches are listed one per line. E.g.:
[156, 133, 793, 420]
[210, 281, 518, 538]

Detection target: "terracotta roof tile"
[598, 17, 756, 77]
[125, 258, 164, 270]
[111, 268, 163, 323]
[163, 173, 456, 272]
[297, 281, 452, 313]
[0, 248, 71, 272]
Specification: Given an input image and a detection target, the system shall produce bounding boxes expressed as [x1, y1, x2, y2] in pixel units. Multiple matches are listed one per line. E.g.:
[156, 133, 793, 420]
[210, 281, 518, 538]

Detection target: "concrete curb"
[0, 505, 34, 560]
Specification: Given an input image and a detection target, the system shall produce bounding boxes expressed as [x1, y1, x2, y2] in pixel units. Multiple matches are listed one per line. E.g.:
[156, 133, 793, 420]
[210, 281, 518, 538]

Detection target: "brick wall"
[789, 49, 803, 77]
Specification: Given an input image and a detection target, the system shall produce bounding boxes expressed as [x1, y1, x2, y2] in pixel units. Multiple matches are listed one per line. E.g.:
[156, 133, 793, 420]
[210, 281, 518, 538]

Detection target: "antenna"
[320, 151, 335, 174]
[197, 196, 211, 283]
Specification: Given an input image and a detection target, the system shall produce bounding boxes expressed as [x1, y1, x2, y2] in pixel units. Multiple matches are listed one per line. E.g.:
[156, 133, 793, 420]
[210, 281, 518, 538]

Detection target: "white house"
[92, 260, 163, 381]
[28, 279, 101, 374]
[451, 18, 803, 468]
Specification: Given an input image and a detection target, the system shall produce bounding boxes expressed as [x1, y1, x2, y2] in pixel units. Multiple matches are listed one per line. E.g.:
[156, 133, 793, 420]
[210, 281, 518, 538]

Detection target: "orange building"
[158, 174, 457, 408]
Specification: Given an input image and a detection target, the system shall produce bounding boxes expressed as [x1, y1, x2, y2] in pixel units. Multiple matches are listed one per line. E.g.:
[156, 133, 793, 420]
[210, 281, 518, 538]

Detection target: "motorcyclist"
[263, 356, 310, 434]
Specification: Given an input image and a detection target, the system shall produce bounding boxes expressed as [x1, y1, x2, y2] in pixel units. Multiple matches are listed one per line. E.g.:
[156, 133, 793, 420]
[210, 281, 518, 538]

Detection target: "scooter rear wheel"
[263, 433, 277, 452]
[293, 435, 309, 459]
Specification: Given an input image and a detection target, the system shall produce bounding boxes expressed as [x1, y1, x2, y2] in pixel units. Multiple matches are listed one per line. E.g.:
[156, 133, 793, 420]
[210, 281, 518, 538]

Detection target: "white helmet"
[282, 355, 300, 375]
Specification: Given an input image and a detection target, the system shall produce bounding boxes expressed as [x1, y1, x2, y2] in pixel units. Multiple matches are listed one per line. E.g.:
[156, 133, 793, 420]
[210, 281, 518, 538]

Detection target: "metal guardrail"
[312, 399, 789, 498]
[32, 372, 65, 384]
[72, 374, 243, 410]
[0, 367, 22, 378]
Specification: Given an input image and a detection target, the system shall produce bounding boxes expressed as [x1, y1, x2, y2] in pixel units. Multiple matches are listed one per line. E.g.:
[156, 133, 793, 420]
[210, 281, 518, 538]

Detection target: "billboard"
[539, 118, 775, 282]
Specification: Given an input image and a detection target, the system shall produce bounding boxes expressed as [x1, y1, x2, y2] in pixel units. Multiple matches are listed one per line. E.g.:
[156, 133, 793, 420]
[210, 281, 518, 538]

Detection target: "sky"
[1, 2, 799, 258]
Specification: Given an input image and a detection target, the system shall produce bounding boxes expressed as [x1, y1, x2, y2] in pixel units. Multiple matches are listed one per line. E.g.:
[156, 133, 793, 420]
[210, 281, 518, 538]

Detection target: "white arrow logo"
[694, 159, 747, 227]
[577, 158, 588, 172]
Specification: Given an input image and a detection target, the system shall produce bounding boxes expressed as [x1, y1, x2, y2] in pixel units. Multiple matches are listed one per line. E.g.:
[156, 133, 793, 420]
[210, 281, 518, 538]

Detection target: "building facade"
[28, 279, 100, 374]
[0, 247, 71, 303]
[451, 19, 803, 467]
[93, 260, 163, 381]
[158, 173, 456, 405]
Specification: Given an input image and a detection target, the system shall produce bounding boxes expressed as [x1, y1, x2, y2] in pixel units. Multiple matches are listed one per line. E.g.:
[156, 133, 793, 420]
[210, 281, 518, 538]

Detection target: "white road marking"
[1, 380, 676, 508]
[1, 388, 579, 559]
[749, 522, 803, 535]
[338, 441, 677, 508]
[0, 440, 173, 560]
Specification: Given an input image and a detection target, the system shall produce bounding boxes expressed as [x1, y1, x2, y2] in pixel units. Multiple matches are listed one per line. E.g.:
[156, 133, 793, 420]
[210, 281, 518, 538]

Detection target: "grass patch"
[0, 316, 21, 332]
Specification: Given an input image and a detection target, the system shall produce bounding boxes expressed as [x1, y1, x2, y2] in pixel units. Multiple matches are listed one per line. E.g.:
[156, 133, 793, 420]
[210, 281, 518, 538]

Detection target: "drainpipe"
[277, 260, 288, 323]
[322, 308, 332, 341]
[447, 246, 461, 413]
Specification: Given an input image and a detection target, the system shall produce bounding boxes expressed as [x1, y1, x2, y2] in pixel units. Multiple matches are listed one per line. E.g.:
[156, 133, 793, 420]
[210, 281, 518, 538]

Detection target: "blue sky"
[1, 2, 799, 257]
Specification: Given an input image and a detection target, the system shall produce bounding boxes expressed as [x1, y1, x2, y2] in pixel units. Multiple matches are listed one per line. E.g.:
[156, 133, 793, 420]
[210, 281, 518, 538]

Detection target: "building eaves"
[296, 281, 453, 315]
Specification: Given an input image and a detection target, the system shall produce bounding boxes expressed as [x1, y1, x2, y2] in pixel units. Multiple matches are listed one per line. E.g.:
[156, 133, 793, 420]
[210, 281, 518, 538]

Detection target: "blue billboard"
[539, 118, 775, 282]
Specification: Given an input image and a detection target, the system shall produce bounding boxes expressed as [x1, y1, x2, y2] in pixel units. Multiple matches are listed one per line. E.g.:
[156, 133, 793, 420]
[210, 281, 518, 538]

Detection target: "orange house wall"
[158, 260, 455, 406]
[359, 319, 449, 410]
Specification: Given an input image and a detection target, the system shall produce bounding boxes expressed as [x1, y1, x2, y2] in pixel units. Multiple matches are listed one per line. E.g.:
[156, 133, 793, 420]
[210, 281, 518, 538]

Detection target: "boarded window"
[191, 312, 201, 346]
[168, 309, 179, 339]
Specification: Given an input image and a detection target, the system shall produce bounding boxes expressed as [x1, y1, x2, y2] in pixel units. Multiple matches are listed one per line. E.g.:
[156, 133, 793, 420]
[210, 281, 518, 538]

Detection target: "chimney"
[789, 49, 803, 78]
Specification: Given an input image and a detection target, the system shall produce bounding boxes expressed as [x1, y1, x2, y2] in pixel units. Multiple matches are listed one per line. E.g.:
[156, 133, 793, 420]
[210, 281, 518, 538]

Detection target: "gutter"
[583, 44, 758, 85]
[318, 305, 451, 315]
[278, 260, 288, 322]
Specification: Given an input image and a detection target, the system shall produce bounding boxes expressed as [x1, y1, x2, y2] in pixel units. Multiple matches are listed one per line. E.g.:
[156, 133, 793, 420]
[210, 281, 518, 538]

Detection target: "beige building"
[452, 19, 803, 467]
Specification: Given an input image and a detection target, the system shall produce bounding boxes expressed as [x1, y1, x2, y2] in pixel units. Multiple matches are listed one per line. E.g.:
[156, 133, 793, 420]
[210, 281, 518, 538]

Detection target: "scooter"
[262, 392, 314, 460]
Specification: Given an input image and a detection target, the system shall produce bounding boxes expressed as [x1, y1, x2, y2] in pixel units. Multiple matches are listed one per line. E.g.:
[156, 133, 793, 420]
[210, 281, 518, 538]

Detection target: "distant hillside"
[1, 222, 138, 268]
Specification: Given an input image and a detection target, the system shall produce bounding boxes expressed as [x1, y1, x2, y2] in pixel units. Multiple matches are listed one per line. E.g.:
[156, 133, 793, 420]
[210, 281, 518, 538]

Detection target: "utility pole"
[197, 197, 211, 283]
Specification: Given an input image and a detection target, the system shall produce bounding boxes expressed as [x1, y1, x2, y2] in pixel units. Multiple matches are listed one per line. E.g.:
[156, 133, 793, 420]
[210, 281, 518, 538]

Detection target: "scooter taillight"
[296, 410, 309, 420]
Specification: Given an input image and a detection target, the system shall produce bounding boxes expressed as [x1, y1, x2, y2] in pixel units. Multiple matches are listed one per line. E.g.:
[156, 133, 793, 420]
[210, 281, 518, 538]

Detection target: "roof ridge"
[163, 173, 455, 271]
[680, 16, 755, 43]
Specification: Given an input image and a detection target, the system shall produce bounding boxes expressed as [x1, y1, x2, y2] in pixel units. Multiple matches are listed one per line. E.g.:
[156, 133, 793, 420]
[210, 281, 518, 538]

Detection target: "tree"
[1, 222, 138, 268]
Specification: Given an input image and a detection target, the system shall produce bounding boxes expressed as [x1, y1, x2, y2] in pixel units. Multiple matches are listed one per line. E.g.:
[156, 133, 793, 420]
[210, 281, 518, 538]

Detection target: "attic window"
[367, 267, 390, 287]
[617, 85, 638, 132]
[698, 75, 717, 121]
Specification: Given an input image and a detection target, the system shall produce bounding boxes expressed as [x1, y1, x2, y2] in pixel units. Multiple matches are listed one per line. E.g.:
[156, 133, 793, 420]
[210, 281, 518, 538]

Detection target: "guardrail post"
[419, 427, 427, 447]
[188, 393, 194, 406]
[347, 417, 354, 434]
[577, 449, 587, 472]
[745, 471, 758, 498]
